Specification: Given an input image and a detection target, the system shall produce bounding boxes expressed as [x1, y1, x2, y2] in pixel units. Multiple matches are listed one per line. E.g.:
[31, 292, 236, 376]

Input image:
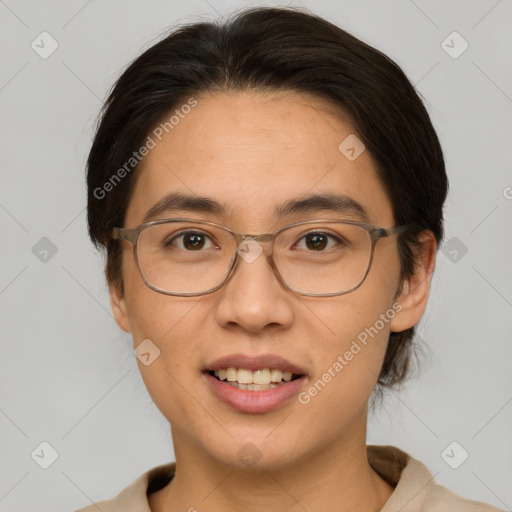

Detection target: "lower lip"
[203, 372, 307, 413]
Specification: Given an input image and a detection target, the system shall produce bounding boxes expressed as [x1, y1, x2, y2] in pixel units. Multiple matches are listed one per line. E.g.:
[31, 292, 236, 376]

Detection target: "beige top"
[74, 445, 503, 511]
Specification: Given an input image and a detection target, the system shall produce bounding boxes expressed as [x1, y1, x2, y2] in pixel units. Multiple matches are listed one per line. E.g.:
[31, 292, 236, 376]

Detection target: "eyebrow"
[142, 191, 370, 224]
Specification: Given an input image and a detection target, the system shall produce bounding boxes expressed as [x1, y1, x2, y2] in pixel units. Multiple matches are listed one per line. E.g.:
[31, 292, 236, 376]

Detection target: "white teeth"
[237, 369, 253, 384]
[249, 383, 278, 391]
[253, 369, 271, 384]
[226, 367, 237, 382]
[211, 367, 300, 387]
[270, 369, 283, 382]
[227, 381, 280, 390]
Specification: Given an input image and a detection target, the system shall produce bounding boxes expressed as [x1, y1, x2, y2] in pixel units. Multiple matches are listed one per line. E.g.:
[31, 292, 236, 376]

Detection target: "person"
[76, 6, 503, 512]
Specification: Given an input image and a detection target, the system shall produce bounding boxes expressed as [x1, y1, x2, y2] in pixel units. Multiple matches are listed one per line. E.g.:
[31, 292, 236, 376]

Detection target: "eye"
[293, 231, 345, 251]
[165, 230, 217, 251]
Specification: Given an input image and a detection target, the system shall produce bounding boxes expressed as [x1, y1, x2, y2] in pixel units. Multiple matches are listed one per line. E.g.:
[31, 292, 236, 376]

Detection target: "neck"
[149, 421, 394, 512]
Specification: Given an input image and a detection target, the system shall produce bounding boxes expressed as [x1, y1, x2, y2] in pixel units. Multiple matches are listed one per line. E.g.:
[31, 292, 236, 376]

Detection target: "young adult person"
[76, 6, 502, 512]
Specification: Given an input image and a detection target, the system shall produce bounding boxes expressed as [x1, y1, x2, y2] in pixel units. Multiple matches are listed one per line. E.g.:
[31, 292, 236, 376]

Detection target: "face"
[111, 90, 430, 470]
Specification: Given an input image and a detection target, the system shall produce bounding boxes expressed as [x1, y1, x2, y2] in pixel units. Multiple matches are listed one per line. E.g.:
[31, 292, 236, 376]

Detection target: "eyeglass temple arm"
[390, 225, 410, 236]
[112, 227, 139, 245]
[372, 224, 411, 243]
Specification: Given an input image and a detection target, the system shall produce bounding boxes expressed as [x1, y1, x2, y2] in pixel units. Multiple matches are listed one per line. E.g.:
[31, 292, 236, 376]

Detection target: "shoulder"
[368, 445, 504, 512]
[421, 482, 504, 512]
[73, 462, 175, 512]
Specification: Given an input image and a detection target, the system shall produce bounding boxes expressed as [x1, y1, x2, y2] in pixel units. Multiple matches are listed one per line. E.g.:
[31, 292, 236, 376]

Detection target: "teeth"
[282, 371, 292, 381]
[270, 369, 283, 382]
[237, 369, 253, 384]
[226, 367, 237, 382]
[253, 369, 271, 384]
[213, 367, 299, 386]
[226, 381, 280, 390]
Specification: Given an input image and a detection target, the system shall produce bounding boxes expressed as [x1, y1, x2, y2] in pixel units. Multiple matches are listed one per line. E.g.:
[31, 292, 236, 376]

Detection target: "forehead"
[125, 90, 394, 228]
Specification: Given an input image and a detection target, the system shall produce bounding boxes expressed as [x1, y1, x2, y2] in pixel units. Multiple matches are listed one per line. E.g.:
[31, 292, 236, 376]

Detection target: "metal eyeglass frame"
[112, 218, 410, 297]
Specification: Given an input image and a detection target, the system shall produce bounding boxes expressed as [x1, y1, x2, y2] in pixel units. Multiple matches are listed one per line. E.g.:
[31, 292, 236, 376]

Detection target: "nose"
[214, 242, 294, 333]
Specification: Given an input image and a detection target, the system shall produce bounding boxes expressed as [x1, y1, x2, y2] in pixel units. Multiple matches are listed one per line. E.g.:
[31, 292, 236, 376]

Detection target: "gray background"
[1, 0, 511, 510]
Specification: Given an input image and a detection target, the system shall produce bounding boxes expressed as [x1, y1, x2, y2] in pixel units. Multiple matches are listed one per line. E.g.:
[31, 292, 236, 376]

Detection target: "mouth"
[202, 354, 308, 413]
[207, 368, 303, 391]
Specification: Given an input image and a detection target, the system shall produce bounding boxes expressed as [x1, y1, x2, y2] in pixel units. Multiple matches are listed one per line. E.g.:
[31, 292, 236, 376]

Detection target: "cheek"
[124, 283, 206, 373]
[120, 249, 197, 341]
[119, 250, 215, 422]
[124, 288, 204, 421]
[304, 271, 399, 362]
[308, 296, 395, 389]
[298, 249, 401, 408]
[295, 303, 393, 439]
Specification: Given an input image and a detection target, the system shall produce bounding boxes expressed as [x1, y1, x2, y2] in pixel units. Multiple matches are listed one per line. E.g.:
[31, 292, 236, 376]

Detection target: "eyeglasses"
[112, 218, 409, 297]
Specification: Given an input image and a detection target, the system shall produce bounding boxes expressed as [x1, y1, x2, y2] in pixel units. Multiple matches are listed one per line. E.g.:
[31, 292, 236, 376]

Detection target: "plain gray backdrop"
[1, 0, 511, 510]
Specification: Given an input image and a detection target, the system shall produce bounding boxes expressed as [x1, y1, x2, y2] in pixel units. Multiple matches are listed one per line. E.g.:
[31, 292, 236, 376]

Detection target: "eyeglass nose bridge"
[235, 232, 276, 244]
[232, 232, 279, 261]
[226, 232, 291, 295]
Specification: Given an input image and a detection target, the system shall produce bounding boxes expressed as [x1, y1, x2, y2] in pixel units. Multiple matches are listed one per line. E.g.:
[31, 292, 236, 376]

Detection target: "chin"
[196, 430, 307, 472]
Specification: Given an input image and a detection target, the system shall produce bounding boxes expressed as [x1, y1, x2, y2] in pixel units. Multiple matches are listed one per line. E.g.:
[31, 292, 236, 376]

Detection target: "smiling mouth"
[207, 368, 303, 391]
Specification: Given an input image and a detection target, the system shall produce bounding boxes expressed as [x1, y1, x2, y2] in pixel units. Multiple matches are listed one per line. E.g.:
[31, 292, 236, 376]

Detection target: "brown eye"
[294, 231, 344, 251]
[305, 233, 328, 250]
[166, 231, 214, 251]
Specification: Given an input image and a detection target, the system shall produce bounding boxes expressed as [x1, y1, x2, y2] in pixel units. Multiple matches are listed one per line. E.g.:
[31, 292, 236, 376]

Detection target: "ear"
[389, 231, 437, 333]
[109, 283, 132, 333]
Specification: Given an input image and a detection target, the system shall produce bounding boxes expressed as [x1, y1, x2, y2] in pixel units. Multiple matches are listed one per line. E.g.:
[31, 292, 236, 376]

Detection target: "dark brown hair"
[86, 6, 448, 389]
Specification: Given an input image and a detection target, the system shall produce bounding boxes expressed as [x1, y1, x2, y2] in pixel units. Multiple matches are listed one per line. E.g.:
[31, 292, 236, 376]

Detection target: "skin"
[110, 90, 436, 512]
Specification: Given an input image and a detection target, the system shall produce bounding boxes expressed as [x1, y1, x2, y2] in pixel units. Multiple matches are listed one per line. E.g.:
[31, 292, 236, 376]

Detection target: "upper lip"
[204, 354, 307, 375]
